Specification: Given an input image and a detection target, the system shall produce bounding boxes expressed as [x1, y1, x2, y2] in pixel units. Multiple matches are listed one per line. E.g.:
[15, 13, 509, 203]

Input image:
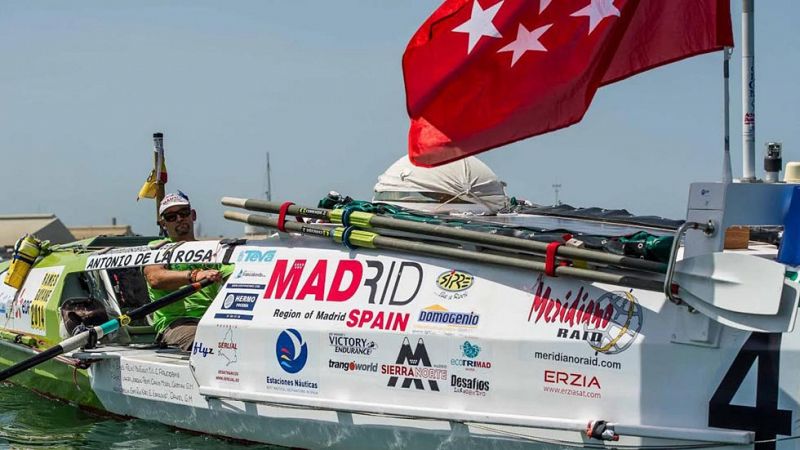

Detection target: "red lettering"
[564, 298, 579, 327]
[588, 376, 601, 389]
[544, 370, 555, 383]
[529, 281, 550, 323]
[347, 309, 409, 331]
[328, 260, 362, 301]
[357, 309, 374, 327]
[346, 309, 359, 327]
[601, 303, 613, 329]
[370, 311, 384, 329]
[296, 260, 327, 300]
[556, 372, 568, 383]
[392, 312, 409, 331]
[264, 260, 305, 299]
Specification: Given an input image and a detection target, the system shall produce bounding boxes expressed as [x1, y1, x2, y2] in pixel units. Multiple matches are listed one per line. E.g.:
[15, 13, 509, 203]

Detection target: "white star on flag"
[497, 23, 552, 67]
[453, 0, 504, 54]
[540, 0, 552, 13]
[571, 0, 620, 34]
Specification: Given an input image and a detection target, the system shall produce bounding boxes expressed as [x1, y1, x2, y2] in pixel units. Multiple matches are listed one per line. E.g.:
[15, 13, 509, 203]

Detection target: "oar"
[0, 278, 213, 382]
[220, 197, 667, 274]
[224, 210, 663, 291]
[224, 211, 798, 333]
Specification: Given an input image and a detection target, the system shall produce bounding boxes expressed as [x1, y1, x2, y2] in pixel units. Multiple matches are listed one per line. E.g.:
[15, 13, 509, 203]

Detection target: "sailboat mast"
[741, 0, 756, 181]
[722, 47, 733, 183]
[265, 152, 272, 201]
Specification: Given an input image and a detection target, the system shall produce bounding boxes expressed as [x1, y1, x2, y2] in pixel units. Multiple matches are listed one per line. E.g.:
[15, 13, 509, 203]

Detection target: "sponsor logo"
[542, 369, 602, 399]
[225, 283, 266, 290]
[265, 376, 318, 392]
[543, 370, 601, 388]
[276, 329, 308, 374]
[329, 333, 378, 356]
[214, 313, 253, 321]
[221, 293, 258, 311]
[417, 304, 479, 327]
[328, 360, 379, 373]
[527, 280, 642, 355]
[436, 270, 473, 292]
[237, 249, 276, 263]
[264, 259, 422, 306]
[217, 326, 238, 366]
[381, 337, 447, 391]
[450, 374, 490, 396]
[346, 309, 409, 331]
[234, 269, 268, 279]
[451, 341, 491, 370]
[533, 351, 622, 370]
[192, 342, 214, 357]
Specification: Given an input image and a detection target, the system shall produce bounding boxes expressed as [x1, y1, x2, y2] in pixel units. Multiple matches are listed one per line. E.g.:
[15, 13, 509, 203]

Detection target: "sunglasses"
[162, 209, 191, 223]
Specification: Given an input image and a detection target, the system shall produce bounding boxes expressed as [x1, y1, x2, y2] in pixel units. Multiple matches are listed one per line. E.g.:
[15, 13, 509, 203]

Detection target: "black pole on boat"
[221, 197, 667, 274]
[0, 278, 213, 383]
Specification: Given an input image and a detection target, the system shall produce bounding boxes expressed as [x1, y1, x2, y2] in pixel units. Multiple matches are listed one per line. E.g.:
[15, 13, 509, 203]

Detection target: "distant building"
[69, 225, 134, 240]
[0, 214, 75, 260]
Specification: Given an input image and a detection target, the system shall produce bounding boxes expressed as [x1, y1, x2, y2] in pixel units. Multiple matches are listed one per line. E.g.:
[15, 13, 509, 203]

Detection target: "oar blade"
[678, 279, 799, 333]
[674, 252, 785, 315]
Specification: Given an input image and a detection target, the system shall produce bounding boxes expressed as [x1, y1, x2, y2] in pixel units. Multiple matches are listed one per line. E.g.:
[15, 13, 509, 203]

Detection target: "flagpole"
[153, 132, 166, 234]
[722, 47, 732, 183]
[741, 0, 756, 182]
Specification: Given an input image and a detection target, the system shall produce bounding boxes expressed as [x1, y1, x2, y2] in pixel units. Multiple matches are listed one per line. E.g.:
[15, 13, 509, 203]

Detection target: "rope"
[341, 226, 357, 251]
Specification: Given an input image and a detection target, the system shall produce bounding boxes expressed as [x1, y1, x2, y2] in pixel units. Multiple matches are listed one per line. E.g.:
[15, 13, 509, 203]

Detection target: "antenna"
[264, 152, 272, 201]
[552, 183, 562, 206]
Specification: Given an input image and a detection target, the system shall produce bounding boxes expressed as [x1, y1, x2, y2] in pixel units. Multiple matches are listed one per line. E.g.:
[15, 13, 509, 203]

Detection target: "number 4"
[709, 333, 792, 450]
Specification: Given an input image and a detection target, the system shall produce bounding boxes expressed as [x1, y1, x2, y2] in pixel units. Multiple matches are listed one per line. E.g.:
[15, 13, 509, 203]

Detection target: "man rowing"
[143, 191, 233, 351]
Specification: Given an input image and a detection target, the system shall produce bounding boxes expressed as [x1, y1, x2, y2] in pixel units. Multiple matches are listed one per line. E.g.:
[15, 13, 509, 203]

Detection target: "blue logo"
[221, 292, 258, 311]
[237, 249, 276, 263]
[193, 342, 214, 357]
[276, 329, 308, 374]
[461, 341, 481, 359]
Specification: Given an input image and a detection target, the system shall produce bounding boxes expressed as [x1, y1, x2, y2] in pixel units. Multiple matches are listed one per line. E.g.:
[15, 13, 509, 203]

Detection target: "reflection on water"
[0, 383, 275, 449]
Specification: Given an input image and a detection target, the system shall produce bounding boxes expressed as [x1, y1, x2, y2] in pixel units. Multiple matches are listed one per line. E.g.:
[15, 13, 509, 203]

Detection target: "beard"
[171, 221, 193, 239]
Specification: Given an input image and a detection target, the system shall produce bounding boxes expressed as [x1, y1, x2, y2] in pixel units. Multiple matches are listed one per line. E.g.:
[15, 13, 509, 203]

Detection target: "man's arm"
[144, 265, 222, 291]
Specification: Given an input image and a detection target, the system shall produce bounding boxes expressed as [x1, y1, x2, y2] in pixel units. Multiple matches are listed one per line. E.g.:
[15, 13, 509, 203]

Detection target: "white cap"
[159, 191, 191, 215]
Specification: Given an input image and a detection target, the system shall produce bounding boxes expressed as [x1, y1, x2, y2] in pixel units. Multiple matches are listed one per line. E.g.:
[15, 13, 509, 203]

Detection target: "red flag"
[403, 0, 733, 167]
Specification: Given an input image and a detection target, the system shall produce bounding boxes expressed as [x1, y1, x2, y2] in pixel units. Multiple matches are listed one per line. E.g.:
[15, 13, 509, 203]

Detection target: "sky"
[1, 1, 798, 238]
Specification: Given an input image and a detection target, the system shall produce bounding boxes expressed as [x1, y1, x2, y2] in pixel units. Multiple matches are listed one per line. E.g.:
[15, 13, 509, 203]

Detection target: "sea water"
[0, 383, 281, 449]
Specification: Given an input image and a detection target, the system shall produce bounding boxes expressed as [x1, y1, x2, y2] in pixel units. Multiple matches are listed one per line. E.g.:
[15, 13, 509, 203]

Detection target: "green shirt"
[146, 239, 234, 334]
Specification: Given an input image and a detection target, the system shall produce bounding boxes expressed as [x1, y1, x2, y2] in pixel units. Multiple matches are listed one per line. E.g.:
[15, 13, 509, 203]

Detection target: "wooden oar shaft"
[224, 211, 665, 293]
[221, 197, 667, 274]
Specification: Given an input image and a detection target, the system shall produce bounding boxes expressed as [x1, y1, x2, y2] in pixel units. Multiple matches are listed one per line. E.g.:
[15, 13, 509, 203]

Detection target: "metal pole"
[741, 0, 756, 181]
[552, 183, 561, 206]
[722, 47, 733, 183]
[266, 152, 272, 201]
[152, 132, 166, 234]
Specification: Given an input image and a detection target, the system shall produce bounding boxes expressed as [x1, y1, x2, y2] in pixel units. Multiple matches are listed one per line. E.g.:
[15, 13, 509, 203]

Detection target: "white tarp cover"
[373, 156, 508, 214]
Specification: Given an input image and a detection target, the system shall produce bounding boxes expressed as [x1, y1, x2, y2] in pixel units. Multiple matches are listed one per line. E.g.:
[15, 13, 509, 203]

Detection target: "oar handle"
[0, 278, 214, 383]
